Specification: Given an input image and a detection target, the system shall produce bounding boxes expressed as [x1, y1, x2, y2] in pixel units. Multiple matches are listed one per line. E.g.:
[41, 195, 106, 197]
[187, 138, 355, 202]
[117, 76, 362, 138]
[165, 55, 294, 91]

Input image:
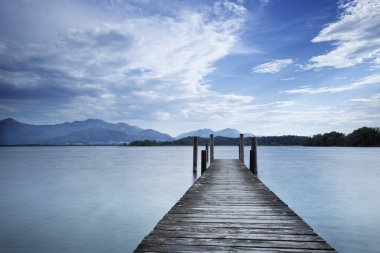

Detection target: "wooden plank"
[136, 244, 336, 252]
[138, 237, 334, 250]
[156, 221, 310, 230]
[148, 230, 325, 242]
[134, 159, 336, 252]
[163, 217, 305, 224]
[166, 213, 298, 218]
[154, 225, 316, 235]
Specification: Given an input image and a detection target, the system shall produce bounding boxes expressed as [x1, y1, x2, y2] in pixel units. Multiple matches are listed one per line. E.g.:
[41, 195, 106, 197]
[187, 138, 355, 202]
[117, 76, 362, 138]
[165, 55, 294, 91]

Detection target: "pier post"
[201, 150, 206, 174]
[239, 134, 244, 162]
[250, 136, 257, 174]
[210, 134, 214, 163]
[206, 143, 209, 163]
[193, 136, 198, 172]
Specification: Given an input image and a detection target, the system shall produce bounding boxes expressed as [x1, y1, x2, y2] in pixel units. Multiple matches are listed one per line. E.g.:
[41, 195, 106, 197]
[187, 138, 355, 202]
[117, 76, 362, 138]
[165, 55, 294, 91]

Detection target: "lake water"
[0, 146, 379, 253]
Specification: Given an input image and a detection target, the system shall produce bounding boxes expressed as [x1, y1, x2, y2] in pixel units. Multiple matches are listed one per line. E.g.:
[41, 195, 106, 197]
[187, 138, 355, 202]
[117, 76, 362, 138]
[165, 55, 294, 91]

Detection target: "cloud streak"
[344, 93, 380, 107]
[252, 59, 293, 73]
[283, 74, 380, 94]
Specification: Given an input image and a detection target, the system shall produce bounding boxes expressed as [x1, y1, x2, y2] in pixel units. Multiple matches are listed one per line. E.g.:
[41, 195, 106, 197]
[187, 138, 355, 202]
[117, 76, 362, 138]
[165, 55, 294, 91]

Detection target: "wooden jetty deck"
[135, 159, 336, 252]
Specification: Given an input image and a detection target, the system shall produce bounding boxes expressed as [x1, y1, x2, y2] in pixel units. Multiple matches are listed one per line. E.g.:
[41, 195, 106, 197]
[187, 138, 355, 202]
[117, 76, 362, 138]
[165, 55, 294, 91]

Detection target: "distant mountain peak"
[3, 117, 13, 120]
[0, 118, 173, 145]
[70, 118, 105, 124]
[84, 118, 104, 122]
[116, 121, 131, 126]
[175, 127, 252, 139]
[1, 117, 15, 121]
[221, 127, 237, 131]
[141, 128, 157, 132]
[175, 128, 214, 139]
[0, 118, 21, 125]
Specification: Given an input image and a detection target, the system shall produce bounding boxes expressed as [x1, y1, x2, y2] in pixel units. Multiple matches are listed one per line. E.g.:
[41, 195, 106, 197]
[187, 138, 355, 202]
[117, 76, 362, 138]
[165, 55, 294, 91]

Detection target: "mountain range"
[175, 128, 253, 139]
[0, 118, 172, 145]
[0, 118, 251, 145]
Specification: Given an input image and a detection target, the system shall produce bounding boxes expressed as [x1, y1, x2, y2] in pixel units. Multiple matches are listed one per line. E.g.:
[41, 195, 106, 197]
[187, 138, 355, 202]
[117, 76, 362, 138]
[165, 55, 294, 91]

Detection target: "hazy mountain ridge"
[175, 128, 253, 139]
[0, 118, 252, 145]
[0, 118, 172, 145]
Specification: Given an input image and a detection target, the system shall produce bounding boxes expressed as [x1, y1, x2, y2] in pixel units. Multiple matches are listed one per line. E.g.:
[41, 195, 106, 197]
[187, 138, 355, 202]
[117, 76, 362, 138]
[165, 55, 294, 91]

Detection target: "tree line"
[128, 135, 310, 146]
[305, 127, 380, 147]
[127, 127, 380, 147]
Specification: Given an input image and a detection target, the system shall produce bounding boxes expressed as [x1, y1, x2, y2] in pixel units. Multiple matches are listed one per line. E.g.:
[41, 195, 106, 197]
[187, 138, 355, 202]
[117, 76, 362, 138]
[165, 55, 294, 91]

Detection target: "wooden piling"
[251, 136, 257, 150]
[201, 150, 206, 174]
[210, 134, 214, 163]
[239, 134, 244, 162]
[205, 143, 209, 163]
[193, 136, 198, 172]
[250, 136, 257, 174]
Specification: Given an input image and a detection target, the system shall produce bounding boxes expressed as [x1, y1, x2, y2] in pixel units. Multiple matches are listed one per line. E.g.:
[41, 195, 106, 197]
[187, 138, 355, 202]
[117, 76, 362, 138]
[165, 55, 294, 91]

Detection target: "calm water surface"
[0, 146, 379, 252]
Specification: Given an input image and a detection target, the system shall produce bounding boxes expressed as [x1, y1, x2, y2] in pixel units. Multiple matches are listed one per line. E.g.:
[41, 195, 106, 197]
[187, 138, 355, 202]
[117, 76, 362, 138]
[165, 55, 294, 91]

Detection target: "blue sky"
[0, 0, 379, 136]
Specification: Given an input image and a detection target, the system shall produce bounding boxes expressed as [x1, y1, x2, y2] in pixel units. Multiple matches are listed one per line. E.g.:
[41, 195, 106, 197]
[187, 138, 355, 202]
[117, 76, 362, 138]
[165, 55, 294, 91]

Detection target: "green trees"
[258, 136, 309, 146]
[127, 127, 380, 147]
[345, 127, 380, 146]
[129, 140, 161, 146]
[305, 131, 345, 146]
[306, 127, 380, 147]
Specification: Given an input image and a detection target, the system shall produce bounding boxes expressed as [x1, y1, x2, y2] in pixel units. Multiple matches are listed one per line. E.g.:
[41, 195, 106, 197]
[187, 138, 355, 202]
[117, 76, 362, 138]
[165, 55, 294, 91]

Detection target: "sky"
[0, 0, 379, 136]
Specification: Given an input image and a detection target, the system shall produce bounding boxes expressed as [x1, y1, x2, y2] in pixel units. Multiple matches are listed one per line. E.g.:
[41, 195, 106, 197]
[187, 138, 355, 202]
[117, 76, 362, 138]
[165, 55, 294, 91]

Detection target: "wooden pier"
[135, 159, 336, 252]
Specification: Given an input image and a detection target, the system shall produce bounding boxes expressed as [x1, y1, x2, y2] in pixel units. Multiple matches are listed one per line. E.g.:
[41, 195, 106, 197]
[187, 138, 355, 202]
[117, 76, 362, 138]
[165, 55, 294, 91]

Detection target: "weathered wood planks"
[135, 159, 336, 252]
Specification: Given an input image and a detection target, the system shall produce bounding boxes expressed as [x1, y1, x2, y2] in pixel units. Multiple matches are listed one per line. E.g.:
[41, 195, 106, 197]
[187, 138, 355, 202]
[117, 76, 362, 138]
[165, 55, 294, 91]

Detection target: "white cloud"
[175, 96, 294, 124]
[333, 76, 347, 80]
[344, 93, 380, 107]
[0, 1, 256, 126]
[154, 110, 171, 120]
[305, 0, 380, 69]
[283, 74, 380, 94]
[272, 107, 380, 126]
[252, 59, 293, 73]
[282, 77, 296, 81]
[230, 42, 261, 54]
[245, 105, 380, 135]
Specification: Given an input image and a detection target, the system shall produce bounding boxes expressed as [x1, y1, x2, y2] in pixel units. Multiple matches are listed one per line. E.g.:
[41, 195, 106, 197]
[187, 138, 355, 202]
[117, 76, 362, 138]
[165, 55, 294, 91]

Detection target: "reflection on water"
[192, 171, 198, 182]
[0, 146, 379, 253]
